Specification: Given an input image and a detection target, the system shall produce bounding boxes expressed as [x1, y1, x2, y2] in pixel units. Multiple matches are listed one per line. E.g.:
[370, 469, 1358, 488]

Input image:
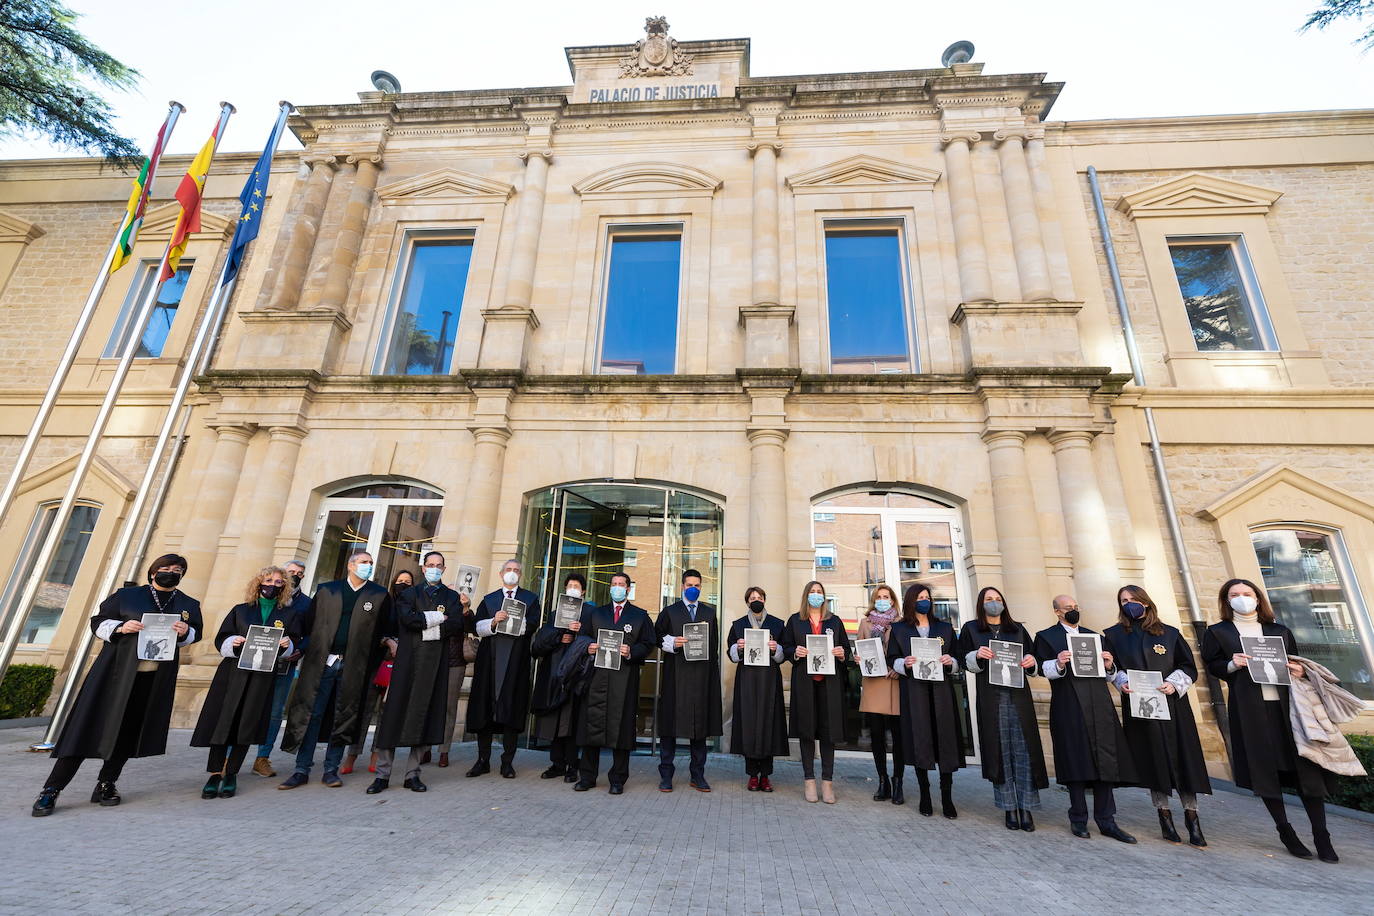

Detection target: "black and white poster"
[910, 637, 944, 681]
[683, 622, 709, 662]
[989, 639, 1025, 689]
[496, 597, 526, 636]
[237, 625, 283, 673]
[455, 565, 481, 602]
[553, 594, 583, 630]
[137, 613, 179, 662]
[1240, 635, 1292, 686]
[1127, 669, 1171, 720]
[1068, 632, 1105, 678]
[806, 633, 835, 676]
[855, 637, 886, 677]
[743, 628, 770, 667]
[595, 628, 624, 671]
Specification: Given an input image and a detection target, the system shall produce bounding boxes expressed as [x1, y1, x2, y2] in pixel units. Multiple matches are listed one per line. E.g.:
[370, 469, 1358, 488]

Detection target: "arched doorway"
[304, 481, 445, 591]
[518, 482, 725, 751]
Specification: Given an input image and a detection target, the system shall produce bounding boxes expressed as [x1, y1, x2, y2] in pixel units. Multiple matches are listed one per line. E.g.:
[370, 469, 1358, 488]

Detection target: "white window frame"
[819, 217, 920, 374]
[371, 228, 477, 375]
[595, 222, 686, 376]
[0, 499, 102, 646]
[1166, 234, 1278, 352]
[103, 258, 193, 359]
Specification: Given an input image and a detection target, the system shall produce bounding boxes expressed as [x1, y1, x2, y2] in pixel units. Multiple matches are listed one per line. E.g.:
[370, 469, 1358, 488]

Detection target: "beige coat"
[1289, 655, 1368, 777]
[856, 617, 901, 716]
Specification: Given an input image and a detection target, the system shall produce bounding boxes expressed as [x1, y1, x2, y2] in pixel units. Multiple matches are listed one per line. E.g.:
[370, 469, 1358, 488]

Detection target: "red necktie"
[614, 604, 622, 624]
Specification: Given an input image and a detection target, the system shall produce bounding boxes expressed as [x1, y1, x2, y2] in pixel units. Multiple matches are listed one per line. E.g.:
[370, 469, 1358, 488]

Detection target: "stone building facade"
[1, 23, 1371, 764]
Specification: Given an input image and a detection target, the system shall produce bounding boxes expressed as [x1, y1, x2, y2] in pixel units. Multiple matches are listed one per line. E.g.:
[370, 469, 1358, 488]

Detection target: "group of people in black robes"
[26, 552, 1352, 863]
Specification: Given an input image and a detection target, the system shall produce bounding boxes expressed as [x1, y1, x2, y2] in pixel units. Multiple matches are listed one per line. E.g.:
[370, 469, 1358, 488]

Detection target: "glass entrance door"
[304, 482, 445, 591]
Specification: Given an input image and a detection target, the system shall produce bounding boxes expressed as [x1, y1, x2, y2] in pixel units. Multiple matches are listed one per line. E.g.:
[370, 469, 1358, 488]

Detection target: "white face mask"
[1229, 595, 1258, 614]
[502, 570, 519, 587]
[565, 587, 582, 599]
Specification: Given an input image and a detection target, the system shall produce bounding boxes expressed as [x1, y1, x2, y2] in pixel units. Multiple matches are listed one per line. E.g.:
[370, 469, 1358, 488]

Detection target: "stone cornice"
[1045, 108, 1374, 145]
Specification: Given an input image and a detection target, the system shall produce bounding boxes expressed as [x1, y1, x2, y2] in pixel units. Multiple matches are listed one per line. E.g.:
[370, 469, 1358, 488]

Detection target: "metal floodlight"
[370, 70, 402, 94]
[941, 41, 976, 67]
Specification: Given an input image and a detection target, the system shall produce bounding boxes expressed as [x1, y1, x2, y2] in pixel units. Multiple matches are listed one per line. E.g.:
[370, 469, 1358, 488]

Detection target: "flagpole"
[0, 102, 235, 722]
[34, 102, 296, 751]
[0, 103, 183, 536]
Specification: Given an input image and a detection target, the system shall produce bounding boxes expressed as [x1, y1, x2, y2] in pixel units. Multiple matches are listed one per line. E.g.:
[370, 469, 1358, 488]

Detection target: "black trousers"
[745, 756, 774, 777]
[548, 735, 578, 768]
[867, 712, 904, 776]
[1067, 780, 1118, 827]
[658, 737, 707, 782]
[207, 745, 251, 777]
[476, 728, 520, 765]
[45, 756, 127, 791]
[798, 737, 836, 780]
[579, 745, 631, 787]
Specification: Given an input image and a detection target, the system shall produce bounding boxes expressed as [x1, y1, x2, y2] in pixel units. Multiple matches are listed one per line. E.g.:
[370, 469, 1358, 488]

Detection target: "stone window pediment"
[1197, 465, 1374, 526]
[0, 210, 44, 243]
[375, 168, 515, 205]
[785, 155, 941, 195]
[1115, 172, 1283, 220]
[572, 162, 723, 200]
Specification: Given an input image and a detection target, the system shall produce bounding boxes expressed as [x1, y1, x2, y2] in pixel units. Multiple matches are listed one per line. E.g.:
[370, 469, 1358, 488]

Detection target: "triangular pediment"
[376, 168, 514, 204]
[785, 155, 941, 194]
[135, 202, 234, 241]
[16, 453, 135, 503]
[1116, 172, 1283, 220]
[1197, 465, 1374, 525]
[0, 210, 44, 243]
[573, 162, 723, 199]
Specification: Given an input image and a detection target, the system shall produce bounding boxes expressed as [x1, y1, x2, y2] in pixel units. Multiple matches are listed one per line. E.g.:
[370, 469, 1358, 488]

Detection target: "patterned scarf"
[867, 606, 899, 636]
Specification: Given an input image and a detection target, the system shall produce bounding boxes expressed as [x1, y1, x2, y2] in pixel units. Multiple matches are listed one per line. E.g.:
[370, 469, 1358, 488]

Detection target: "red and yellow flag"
[109, 120, 169, 274]
[162, 119, 222, 281]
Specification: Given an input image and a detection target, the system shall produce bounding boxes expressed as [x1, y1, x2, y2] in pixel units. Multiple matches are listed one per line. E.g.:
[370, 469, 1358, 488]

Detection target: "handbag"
[372, 660, 394, 688]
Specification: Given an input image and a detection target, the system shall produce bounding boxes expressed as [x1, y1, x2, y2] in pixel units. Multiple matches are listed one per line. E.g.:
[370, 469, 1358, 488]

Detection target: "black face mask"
[1063, 609, 1081, 626]
[259, 584, 283, 600]
[152, 570, 182, 589]
[393, 584, 410, 597]
[748, 600, 765, 615]
[289, 573, 302, 587]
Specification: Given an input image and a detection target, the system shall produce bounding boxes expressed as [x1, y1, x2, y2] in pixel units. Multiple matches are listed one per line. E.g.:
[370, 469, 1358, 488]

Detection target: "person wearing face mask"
[341, 570, 412, 775]
[856, 585, 904, 804]
[33, 555, 201, 817]
[1033, 595, 1139, 843]
[956, 587, 1046, 832]
[886, 583, 963, 818]
[367, 553, 468, 794]
[278, 551, 393, 789]
[1105, 585, 1212, 847]
[782, 580, 852, 804]
[574, 571, 656, 793]
[530, 572, 595, 781]
[655, 569, 723, 792]
[190, 566, 295, 799]
[727, 586, 787, 792]
[252, 559, 311, 779]
[1202, 579, 1340, 863]
[466, 558, 542, 779]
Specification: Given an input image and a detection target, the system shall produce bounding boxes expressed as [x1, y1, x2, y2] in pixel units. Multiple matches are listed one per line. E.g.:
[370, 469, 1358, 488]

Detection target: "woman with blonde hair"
[780, 580, 851, 803]
[189, 566, 295, 799]
[856, 584, 904, 803]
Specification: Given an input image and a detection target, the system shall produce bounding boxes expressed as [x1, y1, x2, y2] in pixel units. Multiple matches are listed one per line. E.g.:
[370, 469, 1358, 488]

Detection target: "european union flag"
[224, 113, 288, 282]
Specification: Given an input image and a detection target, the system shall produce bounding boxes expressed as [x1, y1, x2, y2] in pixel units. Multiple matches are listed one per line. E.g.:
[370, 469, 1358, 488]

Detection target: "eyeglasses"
[1060, 606, 1080, 613]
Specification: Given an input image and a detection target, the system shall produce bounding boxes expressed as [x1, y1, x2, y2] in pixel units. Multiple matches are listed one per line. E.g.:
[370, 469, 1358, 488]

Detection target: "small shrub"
[0, 663, 57, 719]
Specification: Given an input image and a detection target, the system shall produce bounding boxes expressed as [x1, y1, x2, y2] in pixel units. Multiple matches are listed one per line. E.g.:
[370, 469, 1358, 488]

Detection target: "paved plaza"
[0, 725, 1370, 915]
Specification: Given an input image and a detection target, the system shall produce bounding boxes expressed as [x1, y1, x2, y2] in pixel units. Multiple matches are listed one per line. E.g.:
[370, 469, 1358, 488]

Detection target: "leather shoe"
[31, 787, 59, 817]
[277, 772, 309, 790]
[1019, 810, 1035, 832]
[437, 752, 449, 768]
[573, 781, 595, 792]
[608, 784, 624, 795]
[659, 778, 673, 793]
[420, 749, 432, 765]
[218, 776, 237, 799]
[252, 757, 276, 778]
[91, 780, 121, 806]
[403, 777, 427, 792]
[1071, 823, 1091, 839]
[747, 776, 759, 792]
[322, 774, 343, 788]
[202, 775, 223, 799]
[366, 778, 389, 795]
[1099, 823, 1138, 844]
[541, 765, 566, 779]
[564, 771, 579, 784]
[466, 760, 491, 778]
[500, 763, 516, 779]
[690, 779, 711, 793]
[1005, 810, 1019, 830]
[759, 777, 773, 793]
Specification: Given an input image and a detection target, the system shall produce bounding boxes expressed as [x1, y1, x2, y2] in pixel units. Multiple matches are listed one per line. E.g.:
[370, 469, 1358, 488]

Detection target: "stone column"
[454, 427, 512, 575]
[940, 133, 994, 303]
[316, 155, 381, 312]
[264, 155, 337, 311]
[749, 142, 782, 309]
[1026, 133, 1074, 301]
[178, 424, 254, 595]
[982, 429, 1051, 613]
[504, 150, 552, 311]
[994, 130, 1054, 302]
[230, 425, 307, 583]
[747, 428, 790, 604]
[1049, 429, 1122, 622]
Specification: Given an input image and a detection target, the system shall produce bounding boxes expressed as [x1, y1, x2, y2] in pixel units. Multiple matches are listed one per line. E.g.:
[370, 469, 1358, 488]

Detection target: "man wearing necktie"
[465, 559, 541, 779]
[655, 569, 723, 792]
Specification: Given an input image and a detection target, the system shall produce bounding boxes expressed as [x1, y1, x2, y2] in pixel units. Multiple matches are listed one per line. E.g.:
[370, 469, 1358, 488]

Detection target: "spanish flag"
[163, 115, 224, 282]
[109, 119, 170, 274]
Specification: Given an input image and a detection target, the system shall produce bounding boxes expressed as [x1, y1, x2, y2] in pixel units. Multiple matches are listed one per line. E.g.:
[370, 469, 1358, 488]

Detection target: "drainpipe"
[1085, 166, 1230, 752]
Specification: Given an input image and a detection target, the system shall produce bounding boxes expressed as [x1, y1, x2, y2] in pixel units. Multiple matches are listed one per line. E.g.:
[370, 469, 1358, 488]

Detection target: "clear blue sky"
[2, 0, 1369, 159]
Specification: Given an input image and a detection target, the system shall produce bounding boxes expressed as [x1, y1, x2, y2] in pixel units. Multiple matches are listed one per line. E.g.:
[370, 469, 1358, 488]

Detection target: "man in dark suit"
[466, 558, 541, 778]
[655, 568, 722, 792]
[279, 551, 392, 789]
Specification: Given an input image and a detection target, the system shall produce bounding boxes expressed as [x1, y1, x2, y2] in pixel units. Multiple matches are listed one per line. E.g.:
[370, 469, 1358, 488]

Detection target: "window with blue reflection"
[824, 229, 910, 373]
[381, 238, 473, 375]
[600, 233, 681, 375]
[104, 262, 192, 358]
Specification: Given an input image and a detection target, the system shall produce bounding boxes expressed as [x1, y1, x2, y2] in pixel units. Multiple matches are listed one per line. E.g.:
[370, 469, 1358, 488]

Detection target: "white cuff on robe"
[661, 634, 676, 653]
[1227, 659, 1239, 674]
[773, 645, 784, 663]
[177, 627, 196, 647]
[423, 611, 445, 627]
[96, 619, 120, 642]
[964, 650, 982, 672]
[1111, 669, 1129, 689]
[220, 639, 240, 658]
[1043, 658, 1065, 679]
[728, 644, 740, 663]
[1165, 669, 1194, 695]
[893, 657, 908, 676]
[476, 618, 495, 638]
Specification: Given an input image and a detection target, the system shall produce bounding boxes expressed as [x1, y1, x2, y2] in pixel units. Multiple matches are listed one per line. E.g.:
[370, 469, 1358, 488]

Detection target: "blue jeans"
[257, 668, 296, 759]
[658, 737, 707, 783]
[293, 661, 347, 777]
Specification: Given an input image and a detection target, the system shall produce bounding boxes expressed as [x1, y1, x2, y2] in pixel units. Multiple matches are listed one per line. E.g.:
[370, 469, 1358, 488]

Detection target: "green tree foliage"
[0, 0, 140, 165]
[1302, 0, 1374, 51]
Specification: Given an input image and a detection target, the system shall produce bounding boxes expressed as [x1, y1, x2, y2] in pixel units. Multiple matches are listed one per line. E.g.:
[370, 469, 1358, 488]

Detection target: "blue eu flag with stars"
[224, 115, 287, 282]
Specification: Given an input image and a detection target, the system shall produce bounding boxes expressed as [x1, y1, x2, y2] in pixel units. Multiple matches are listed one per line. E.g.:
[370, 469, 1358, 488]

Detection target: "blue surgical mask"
[985, 600, 1004, 617]
[915, 598, 932, 614]
[807, 593, 825, 609]
[355, 563, 373, 580]
[873, 599, 893, 613]
[1123, 601, 1146, 619]
[684, 586, 701, 603]
[609, 585, 628, 603]
[424, 567, 443, 584]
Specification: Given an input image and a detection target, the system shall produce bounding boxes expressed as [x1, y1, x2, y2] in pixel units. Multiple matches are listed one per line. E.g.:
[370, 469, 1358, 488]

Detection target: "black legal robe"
[191, 601, 293, 748]
[466, 586, 541, 734]
[576, 602, 656, 750]
[281, 579, 391, 752]
[727, 614, 788, 759]
[956, 620, 1047, 789]
[53, 585, 203, 760]
[1104, 621, 1212, 795]
[655, 600, 723, 741]
[1202, 619, 1335, 798]
[1033, 624, 1137, 786]
[780, 614, 852, 742]
[887, 618, 964, 773]
[530, 598, 595, 741]
[374, 584, 465, 750]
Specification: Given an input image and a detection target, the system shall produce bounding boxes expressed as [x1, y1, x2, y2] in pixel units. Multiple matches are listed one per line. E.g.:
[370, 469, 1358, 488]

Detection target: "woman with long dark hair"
[780, 580, 851, 804]
[856, 584, 903, 803]
[1106, 584, 1212, 847]
[886, 582, 963, 818]
[956, 586, 1045, 831]
[1202, 578, 1339, 862]
[727, 585, 788, 793]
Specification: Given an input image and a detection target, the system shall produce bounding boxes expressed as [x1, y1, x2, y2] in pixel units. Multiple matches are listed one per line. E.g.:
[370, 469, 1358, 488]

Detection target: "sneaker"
[252, 757, 276, 778]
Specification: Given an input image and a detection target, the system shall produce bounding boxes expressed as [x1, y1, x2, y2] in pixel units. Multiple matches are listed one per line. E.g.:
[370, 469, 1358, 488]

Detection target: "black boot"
[91, 780, 121, 807]
[940, 772, 957, 819]
[201, 775, 222, 800]
[31, 787, 59, 817]
[916, 770, 932, 817]
[872, 772, 891, 801]
[1313, 830, 1339, 864]
[1158, 809, 1181, 843]
[890, 775, 905, 805]
[1277, 823, 1313, 859]
[1019, 809, 1035, 832]
[1184, 810, 1207, 848]
[1005, 810, 1019, 830]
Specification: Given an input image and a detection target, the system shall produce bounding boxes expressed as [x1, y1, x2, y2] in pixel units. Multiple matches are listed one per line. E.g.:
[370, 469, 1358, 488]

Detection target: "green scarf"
[257, 596, 274, 625]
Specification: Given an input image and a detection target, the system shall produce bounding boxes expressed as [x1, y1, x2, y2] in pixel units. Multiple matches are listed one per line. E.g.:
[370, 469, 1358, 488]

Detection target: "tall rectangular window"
[104, 261, 192, 358]
[600, 230, 681, 375]
[378, 234, 473, 375]
[0, 503, 100, 645]
[1168, 237, 1274, 351]
[824, 225, 910, 373]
